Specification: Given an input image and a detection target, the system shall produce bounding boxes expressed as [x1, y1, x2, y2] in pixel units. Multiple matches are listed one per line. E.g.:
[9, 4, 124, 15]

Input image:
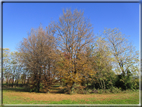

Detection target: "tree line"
[2, 9, 139, 94]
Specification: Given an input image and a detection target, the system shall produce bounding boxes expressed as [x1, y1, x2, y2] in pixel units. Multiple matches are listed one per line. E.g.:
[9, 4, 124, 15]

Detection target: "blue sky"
[3, 3, 139, 52]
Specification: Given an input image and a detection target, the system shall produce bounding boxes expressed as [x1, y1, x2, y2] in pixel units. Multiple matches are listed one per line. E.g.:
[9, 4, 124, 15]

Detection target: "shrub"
[98, 89, 103, 94]
[132, 78, 139, 89]
[105, 89, 110, 93]
[72, 85, 89, 94]
[110, 87, 121, 93]
[73, 87, 79, 94]
[91, 89, 98, 93]
[88, 89, 93, 93]
[114, 74, 135, 90]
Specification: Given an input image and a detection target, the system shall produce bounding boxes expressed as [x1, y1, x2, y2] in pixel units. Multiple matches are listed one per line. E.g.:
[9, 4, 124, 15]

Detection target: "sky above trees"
[3, 3, 139, 52]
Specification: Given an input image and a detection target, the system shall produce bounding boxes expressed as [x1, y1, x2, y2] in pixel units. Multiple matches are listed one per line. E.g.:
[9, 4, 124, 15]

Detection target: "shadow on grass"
[52, 85, 60, 87]
[3, 84, 65, 94]
[3, 85, 30, 92]
[3, 84, 69, 94]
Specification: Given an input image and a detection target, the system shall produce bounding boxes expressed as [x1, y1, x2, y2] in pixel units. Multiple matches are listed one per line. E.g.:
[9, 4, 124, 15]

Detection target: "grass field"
[2, 86, 140, 104]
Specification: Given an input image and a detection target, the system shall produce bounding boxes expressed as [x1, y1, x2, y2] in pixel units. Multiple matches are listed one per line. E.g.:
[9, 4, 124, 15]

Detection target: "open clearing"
[3, 87, 139, 104]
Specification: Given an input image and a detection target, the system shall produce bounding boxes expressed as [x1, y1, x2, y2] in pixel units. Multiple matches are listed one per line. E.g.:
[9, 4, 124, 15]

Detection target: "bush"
[110, 87, 121, 93]
[72, 85, 89, 94]
[88, 89, 93, 93]
[91, 89, 98, 93]
[98, 89, 103, 94]
[73, 88, 79, 94]
[105, 89, 110, 93]
[114, 74, 135, 90]
[63, 86, 71, 94]
[79, 88, 85, 94]
[132, 78, 139, 89]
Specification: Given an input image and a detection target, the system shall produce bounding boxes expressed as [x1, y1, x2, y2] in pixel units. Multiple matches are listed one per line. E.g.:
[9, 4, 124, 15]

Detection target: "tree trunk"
[100, 80, 103, 89]
[6, 78, 8, 85]
[87, 80, 88, 87]
[27, 78, 29, 85]
[16, 80, 18, 86]
[70, 81, 75, 94]
[12, 76, 14, 88]
[37, 68, 41, 92]
[103, 80, 106, 91]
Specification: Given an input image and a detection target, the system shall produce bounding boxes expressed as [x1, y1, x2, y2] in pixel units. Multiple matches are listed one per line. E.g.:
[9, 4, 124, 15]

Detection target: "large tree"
[2, 48, 11, 84]
[91, 37, 115, 90]
[18, 25, 57, 92]
[9, 51, 22, 87]
[103, 28, 139, 77]
[55, 9, 95, 93]
[2, 49, 22, 86]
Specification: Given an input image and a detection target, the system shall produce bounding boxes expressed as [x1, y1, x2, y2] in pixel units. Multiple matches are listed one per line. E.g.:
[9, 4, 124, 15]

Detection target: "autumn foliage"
[3, 9, 138, 93]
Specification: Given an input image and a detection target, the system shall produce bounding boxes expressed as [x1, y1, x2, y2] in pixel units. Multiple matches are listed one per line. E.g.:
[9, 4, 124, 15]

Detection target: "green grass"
[3, 96, 139, 104]
[48, 91, 139, 104]
[3, 90, 139, 104]
[3, 85, 140, 104]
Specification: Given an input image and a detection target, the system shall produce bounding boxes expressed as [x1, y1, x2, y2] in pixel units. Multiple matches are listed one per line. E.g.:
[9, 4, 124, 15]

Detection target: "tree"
[90, 37, 115, 90]
[16, 9, 139, 93]
[2, 48, 11, 84]
[55, 9, 95, 93]
[1, 49, 22, 87]
[18, 25, 57, 92]
[10, 51, 23, 87]
[103, 28, 139, 90]
[21, 73, 26, 84]
[103, 28, 139, 76]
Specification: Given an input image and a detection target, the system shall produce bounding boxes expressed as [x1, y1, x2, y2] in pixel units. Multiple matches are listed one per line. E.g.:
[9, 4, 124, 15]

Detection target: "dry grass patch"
[4, 91, 138, 102]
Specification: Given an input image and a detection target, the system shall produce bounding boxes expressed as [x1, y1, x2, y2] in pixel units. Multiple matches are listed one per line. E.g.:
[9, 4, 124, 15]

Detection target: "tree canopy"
[2, 9, 139, 93]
